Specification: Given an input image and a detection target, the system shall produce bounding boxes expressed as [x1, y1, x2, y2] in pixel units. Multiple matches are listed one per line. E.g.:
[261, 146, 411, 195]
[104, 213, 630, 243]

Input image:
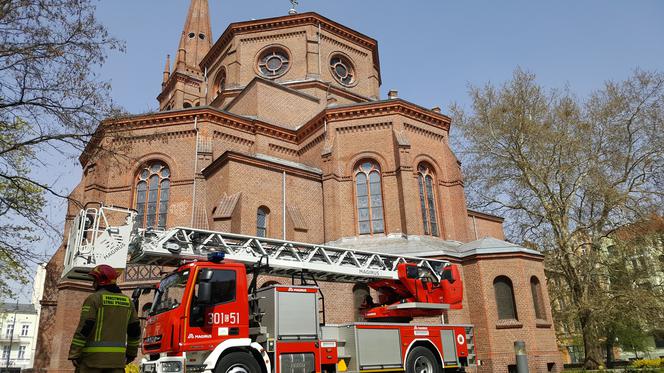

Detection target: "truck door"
[186, 267, 249, 347]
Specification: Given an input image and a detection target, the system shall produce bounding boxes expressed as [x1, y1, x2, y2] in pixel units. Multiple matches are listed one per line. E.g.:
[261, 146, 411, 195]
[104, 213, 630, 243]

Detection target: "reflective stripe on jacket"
[68, 289, 140, 368]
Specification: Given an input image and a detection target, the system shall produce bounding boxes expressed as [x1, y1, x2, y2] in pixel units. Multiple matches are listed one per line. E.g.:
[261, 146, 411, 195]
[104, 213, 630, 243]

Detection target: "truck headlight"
[161, 361, 183, 372]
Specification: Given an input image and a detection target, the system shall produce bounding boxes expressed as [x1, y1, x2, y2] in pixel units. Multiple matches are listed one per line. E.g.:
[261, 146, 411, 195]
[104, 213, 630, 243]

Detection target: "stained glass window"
[135, 161, 170, 230]
[531, 276, 546, 319]
[494, 276, 518, 320]
[355, 160, 384, 235]
[257, 206, 269, 237]
[215, 68, 226, 96]
[330, 55, 355, 86]
[258, 47, 290, 78]
[417, 163, 439, 236]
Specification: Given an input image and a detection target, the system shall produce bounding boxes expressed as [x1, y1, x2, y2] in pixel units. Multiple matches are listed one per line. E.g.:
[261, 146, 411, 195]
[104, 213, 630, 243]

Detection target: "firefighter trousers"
[75, 362, 125, 373]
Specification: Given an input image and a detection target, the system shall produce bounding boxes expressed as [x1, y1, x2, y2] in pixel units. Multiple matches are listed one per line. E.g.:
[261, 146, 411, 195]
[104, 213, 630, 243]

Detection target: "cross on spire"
[288, 0, 298, 15]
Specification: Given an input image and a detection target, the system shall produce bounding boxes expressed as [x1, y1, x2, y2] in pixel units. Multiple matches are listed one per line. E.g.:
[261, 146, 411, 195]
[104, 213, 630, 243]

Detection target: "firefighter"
[68, 264, 142, 373]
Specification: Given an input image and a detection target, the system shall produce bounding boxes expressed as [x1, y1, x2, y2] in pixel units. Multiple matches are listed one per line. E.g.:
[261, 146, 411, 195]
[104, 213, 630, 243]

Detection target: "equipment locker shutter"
[440, 329, 458, 365]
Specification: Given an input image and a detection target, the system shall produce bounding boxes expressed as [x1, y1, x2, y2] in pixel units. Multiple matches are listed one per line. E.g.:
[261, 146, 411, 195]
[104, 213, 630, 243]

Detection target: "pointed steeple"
[158, 0, 213, 111]
[175, 0, 213, 72]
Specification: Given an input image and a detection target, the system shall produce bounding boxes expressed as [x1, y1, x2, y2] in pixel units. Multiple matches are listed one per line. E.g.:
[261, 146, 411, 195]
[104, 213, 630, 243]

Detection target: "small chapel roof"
[327, 235, 543, 260]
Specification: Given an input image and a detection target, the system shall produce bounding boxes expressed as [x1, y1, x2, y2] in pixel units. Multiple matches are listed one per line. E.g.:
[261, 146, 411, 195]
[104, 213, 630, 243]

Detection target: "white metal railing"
[129, 227, 450, 283]
[62, 206, 138, 280]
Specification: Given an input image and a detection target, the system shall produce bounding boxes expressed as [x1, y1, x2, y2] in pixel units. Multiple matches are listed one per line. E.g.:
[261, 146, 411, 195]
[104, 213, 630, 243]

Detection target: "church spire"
[175, 0, 213, 72]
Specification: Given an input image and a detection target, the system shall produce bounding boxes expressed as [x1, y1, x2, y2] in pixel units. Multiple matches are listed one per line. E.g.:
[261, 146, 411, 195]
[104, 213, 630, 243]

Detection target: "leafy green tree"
[0, 0, 123, 299]
[451, 69, 664, 368]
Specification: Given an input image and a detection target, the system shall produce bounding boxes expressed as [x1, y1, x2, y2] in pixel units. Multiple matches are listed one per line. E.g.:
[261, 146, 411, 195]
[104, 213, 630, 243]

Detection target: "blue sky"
[12, 0, 663, 301]
[95, 0, 664, 113]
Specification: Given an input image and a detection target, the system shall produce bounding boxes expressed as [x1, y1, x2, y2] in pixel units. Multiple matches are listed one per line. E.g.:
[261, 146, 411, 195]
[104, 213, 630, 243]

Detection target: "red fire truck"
[63, 206, 476, 373]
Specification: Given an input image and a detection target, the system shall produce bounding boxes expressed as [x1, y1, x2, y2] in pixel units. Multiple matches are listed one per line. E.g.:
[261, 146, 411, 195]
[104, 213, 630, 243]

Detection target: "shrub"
[633, 358, 664, 369]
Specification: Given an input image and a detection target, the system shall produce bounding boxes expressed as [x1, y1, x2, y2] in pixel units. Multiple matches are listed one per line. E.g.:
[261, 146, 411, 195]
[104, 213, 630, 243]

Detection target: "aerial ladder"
[62, 205, 474, 373]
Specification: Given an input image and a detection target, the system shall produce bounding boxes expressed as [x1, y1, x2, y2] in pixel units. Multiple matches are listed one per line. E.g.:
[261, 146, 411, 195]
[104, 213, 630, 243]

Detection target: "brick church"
[34, 1, 562, 372]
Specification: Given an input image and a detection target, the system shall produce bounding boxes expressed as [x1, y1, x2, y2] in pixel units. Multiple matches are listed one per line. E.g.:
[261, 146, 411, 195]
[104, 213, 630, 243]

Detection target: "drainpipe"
[191, 116, 199, 227]
[282, 170, 286, 240]
[472, 215, 478, 240]
[318, 23, 322, 77]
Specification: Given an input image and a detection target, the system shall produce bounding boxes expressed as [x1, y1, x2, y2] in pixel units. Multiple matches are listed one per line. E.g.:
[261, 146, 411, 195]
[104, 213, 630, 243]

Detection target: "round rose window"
[330, 55, 355, 86]
[257, 47, 290, 78]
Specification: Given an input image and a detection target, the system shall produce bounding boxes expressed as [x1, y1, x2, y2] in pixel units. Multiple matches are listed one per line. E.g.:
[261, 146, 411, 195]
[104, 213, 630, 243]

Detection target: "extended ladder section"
[63, 206, 450, 283]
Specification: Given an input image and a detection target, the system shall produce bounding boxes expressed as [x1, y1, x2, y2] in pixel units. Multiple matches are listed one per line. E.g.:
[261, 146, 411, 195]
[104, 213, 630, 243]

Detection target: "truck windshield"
[150, 270, 190, 315]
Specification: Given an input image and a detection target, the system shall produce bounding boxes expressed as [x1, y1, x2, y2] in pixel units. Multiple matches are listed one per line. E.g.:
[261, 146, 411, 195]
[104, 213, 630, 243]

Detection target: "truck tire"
[406, 347, 440, 373]
[216, 351, 261, 373]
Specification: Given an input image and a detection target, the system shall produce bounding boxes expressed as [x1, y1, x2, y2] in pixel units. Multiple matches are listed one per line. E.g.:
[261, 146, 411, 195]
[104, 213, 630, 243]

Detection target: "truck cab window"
[151, 270, 189, 315]
[199, 269, 236, 304]
[190, 269, 237, 327]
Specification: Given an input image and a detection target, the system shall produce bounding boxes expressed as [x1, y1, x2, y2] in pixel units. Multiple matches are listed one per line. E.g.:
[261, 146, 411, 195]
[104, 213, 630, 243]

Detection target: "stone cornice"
[81, 100, 451, 167]
[447, 252, 545, 263]
[201, 12, 381, 84]
[467, 209, 505, 223]
[297, 99, 451, 142]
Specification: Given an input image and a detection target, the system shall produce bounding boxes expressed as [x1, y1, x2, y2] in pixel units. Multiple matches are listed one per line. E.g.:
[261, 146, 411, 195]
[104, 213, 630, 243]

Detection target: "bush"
[633, 358, 664, 369]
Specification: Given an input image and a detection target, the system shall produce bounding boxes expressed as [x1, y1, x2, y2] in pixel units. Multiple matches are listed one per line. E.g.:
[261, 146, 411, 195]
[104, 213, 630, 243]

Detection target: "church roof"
[327, 235, 543, 260]
[454, 237, 542, 257]
[201, 12, 381, 84]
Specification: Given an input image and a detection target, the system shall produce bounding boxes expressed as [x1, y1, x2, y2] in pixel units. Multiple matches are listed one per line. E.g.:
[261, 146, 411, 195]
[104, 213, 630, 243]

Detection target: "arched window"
[531, 276, 546, 319]
[214, 69, 226, 97]
[257, 206, 270, 237]
[354, 160, 384, 235]
[494, 276, 518, 320]
[183, 102, 192, 109]
[135, 161, 170, 230]
[417, 163, 439, 236]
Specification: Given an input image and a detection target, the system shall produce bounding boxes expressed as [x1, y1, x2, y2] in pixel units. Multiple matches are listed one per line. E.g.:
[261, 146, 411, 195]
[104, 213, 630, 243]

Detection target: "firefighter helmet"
[89, 264, 119, 286]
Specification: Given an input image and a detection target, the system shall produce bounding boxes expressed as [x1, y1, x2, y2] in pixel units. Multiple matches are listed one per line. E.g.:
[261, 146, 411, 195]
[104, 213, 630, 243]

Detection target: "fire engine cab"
[63, 206, 476, 373]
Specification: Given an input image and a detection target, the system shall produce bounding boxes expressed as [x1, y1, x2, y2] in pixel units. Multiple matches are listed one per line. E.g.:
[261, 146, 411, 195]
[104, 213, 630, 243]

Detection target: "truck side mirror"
[131, 288, 142, 311]
[198, 282, 212, 304]
[199, 268, 214, 282]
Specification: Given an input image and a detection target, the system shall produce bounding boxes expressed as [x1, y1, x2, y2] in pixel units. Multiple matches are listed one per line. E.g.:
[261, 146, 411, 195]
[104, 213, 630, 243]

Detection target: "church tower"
[158, 0, 212, 111]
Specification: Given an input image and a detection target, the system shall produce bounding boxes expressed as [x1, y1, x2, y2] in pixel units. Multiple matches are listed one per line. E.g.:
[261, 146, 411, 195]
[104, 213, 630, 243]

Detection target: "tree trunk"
[605, 330, 615, 369]
[581, 313, 602, 369]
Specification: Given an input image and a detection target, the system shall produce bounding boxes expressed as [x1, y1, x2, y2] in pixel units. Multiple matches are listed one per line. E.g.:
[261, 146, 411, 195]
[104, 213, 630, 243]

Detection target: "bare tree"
[451, 68, 664, 368]
[0, 0, 123, 298]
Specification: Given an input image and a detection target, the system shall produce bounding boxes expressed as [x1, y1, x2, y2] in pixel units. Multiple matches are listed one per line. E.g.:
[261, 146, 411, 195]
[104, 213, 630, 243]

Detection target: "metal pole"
[282, 170, 286, 240]
[514, 340, 528, 373]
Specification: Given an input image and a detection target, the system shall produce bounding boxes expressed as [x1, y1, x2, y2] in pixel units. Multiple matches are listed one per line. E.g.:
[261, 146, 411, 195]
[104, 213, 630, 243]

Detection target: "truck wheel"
[406, 347, 440, 373]
[216, 351, 261, 373]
